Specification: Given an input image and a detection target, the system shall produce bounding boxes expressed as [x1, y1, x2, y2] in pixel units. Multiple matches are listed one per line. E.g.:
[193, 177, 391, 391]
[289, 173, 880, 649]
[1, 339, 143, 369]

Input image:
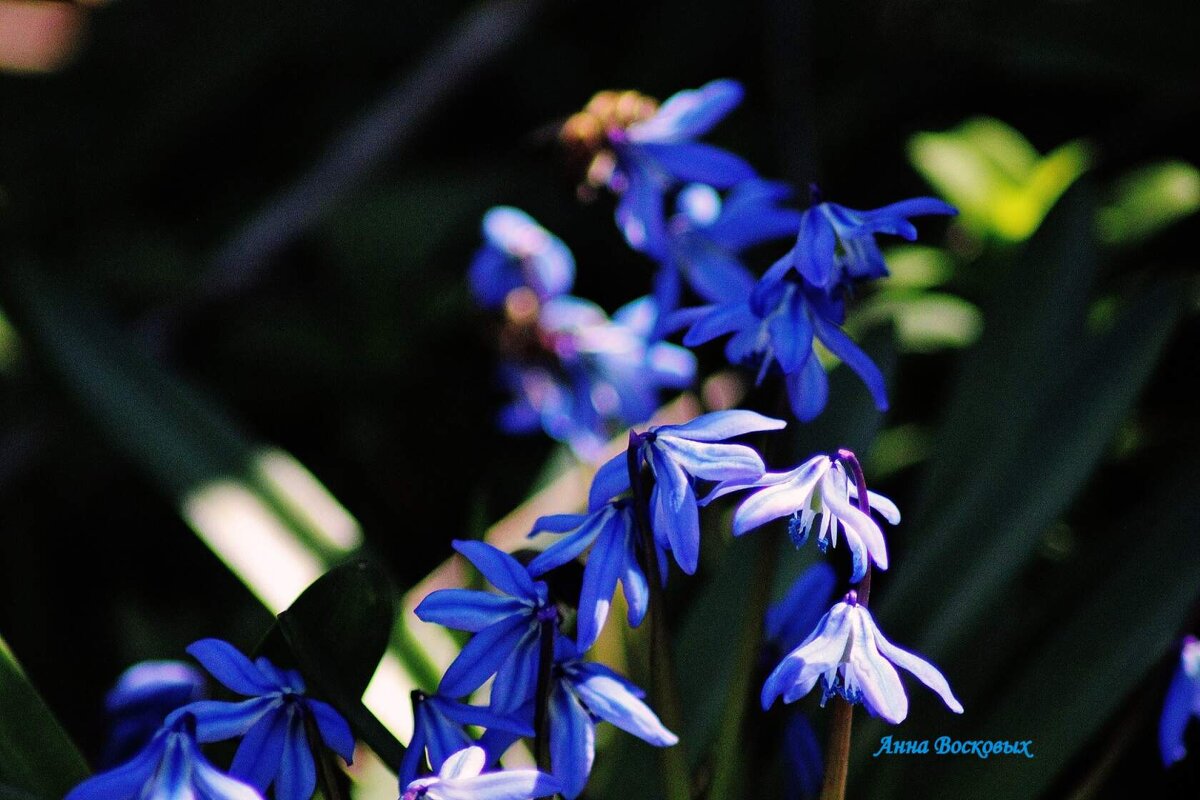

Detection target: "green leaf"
[0, 634, 90, 799]
[1097, 160, 1200, 246]
[256, 560, 405, 769]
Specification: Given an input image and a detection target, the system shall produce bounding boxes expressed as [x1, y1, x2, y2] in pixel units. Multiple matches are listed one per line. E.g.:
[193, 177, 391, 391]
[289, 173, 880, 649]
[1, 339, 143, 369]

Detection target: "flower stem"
[533, 616, 557, 778]
[819, 449, 875, 800]
[628, 433, 691, 800]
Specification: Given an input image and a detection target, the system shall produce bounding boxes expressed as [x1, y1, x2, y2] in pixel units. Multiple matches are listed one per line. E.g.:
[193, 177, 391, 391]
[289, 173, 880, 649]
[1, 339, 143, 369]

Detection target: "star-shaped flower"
[1160, 635, 1200, 766]
[169, 639, 355, 800]
[414, 541, 557, 715]
[591, 410, 785, 575]
[401, 746, 560, 800]
[762, 591, 963, 724]
[66, 713, 262, 800]
[100, 659, 206, 767]
[704, 453, 897, 582]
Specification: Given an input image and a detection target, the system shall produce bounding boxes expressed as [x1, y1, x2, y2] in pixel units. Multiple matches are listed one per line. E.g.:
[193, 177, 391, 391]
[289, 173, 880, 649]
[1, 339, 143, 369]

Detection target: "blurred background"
[1, 0, 1198, 797]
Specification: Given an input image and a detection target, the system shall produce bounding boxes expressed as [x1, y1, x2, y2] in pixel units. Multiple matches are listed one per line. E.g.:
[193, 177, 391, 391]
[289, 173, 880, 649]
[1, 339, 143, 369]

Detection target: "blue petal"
[709, 205, 803, 253]
[654, 410, 786, 442]
[415, 590, 529, 633]
[432, 695, 536, 736]
[654, 437, 765, 482]
[439, 616, 530, 699]
[230, 708, 290, 790]
[191, 751, 264, 800]
[549, 683, 596, 800]
[621, 531, 650, 629]
[811, 314, 888, 411]
[187, 639, 279, 696]
[432, 771, 563, 800]
[569, 665, 677, 747]
[682, 302, 756, 348]
[575, 514, 628, 651]
[652, 264, 683, 335]
[786, 352, 829, 422]
[683, 249, 758, 304]
[275, 713, 317, 800]
[1160, 666, 1193, 766]
[528, 509, 607, 577]
[768, 290, 813, 375]
[765, 563, 838, 651]
[307, 699, 355, 763]
[467, 247, 518, 309]
[638, 142, 755, 189]
[65, 735, 163, 800]
[173, 697, 277, 743]
[861, 197, 957, 234]
[451, 541, 539, 602]
[649, 446, 700, 575]
[631, 79, 744, 142]
[489, 629, 542, 716]
[399, 724, 429, 787]
[615, 169, 668, 261]
[782, 712, 824, 800]
[794, 208, 838, 289]
[589, 452, 632, 511]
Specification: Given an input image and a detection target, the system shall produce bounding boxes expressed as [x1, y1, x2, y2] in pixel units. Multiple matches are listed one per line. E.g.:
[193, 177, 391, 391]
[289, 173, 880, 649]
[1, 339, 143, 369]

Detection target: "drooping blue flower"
[761, 192, 957, 293]
[66, 713, 262, 800]
[591, 409, 785, 575]
[607, 79, 756, 261]
[399, 690, 535, 788]
[414, 541, 557, 715]
[678, 268, 888, 422]
[527, 498, 648, 651]
[762, 591, 963, 724]
[653, 180, 802, 329]
[100, 660, 207, 767]
[781, 710, 824, 800]
[401, 745, 560, 800]
[547, 642, 678, 799]
[169, 639, 355, 800]
[703, 453, 897, 582]
[1160, 635, 1200, 766]
[469, 207, 575, 309]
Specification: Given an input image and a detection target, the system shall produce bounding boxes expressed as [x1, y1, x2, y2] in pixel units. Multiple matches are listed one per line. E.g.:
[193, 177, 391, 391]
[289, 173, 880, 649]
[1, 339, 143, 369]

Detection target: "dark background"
[1, 0, 1198, 797]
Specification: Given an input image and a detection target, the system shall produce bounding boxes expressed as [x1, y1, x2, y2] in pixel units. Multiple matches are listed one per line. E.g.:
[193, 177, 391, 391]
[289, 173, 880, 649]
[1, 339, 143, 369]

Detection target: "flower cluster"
[469, 207, 696, 459]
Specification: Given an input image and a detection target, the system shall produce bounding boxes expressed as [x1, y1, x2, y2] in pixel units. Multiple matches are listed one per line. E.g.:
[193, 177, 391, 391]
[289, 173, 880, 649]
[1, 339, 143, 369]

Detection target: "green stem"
[706, 527, 779, 799]
[533, 616, 557, 774]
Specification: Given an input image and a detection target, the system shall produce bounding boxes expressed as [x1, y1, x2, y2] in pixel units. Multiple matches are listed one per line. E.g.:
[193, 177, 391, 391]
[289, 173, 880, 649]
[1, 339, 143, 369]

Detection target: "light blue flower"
[704, 453, 897, 582]
[170, 639, 355, 800]
[399, 690, 535, 788]
[414, 541, 556, 715]
[101, 659, 207, 767]
[401, 745, 560, 800]
[592, 410, 786, 575]
[608, 80, 756, 261]
[762, 591, 963, 724]
[528, 499, 648, 651]
[66, 713, 262, 800]
[469, 207, 575, 308]
[761, 192, 957, 292]
[1160, 635, 1200, 766]
[548, 643, 678, 799]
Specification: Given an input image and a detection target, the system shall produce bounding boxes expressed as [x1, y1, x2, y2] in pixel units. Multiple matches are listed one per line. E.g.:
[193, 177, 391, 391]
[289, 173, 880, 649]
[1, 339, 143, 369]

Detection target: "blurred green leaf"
[908, 118, 1090, 242]
[880, 245, 955, 290]
[0, 634, 89, 799]
[854, 293, 983, 353]
[1097, 160, 1200, 246]
[257, 559, 405, 770]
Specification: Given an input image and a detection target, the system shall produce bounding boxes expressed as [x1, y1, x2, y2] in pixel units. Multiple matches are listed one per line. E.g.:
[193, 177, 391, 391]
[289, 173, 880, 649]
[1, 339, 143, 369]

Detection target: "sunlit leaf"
[1097, 160, 1200, 246]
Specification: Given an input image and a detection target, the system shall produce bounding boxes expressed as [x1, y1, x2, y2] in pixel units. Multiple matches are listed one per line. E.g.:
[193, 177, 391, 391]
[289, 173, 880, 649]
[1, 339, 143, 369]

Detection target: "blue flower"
[653, 180, 802, 328]
[469, 207, 575, 309]
[414, 541, 557, 715]
[495, 295, 695, 460]
[781, 711, 823, 800]
[704, 453, 897, 582]
[607, 80, 756, 261]
[169, 639, 355, 800]
[679, 272, 887, 422]
[527, 499, 647, 651]
[548, 643, 678, 799]
[101, 660, 207, 767]
[762, 192, 957, 292]
[401, 745, 560, 800]
[399, 690, 535, 788]
[66, 713, 262, 800]
[762, 591, 963, 724]
[1160, 635, 1200, 766]
[592, 409, 785, 574]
